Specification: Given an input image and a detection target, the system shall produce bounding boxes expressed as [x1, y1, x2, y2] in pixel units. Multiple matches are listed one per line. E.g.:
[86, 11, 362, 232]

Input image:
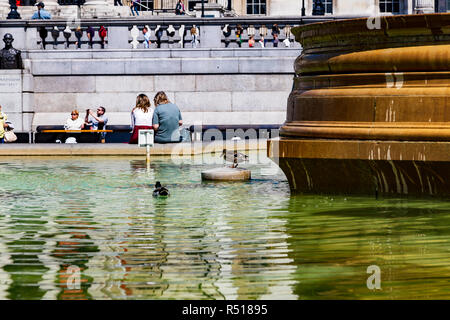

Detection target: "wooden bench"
[11, 132, 34, 144]
[34, 125, 131, 143]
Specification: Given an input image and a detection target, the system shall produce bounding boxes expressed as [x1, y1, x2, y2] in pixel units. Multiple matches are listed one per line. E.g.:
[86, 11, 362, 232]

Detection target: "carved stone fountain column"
[268, 13, 450, 197]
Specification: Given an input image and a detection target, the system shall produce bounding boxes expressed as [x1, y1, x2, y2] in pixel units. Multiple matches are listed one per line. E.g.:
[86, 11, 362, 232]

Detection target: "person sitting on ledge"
[85, 106, 108, 143]
[129, 94, 154, 144]
[65, 109, 85, 131]
[31, 2, 52, 20]
[152, 91, 183, 144]
[0, 105, 8, 144]
[56, 109, 85, 143]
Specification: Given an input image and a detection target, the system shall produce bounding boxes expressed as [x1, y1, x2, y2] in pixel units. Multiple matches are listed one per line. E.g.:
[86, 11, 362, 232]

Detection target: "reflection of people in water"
[53, 200, 97, 300]
[113, 199, 170, 297]
[129, 159, 153, 172]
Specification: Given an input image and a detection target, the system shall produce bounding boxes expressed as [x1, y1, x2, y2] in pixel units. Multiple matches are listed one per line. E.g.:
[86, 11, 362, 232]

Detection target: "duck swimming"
[221, 149, 249, 168]
[153, 181, 170, 197]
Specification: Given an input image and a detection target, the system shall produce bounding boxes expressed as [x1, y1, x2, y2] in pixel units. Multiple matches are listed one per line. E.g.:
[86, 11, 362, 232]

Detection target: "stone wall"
[8, 48, 299, 131]
[0, 70, 27, 132]
[32, 73, 292, 129]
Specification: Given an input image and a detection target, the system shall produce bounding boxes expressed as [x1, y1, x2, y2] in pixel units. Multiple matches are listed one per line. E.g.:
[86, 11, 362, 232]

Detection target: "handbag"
[4, 130, 17, 143]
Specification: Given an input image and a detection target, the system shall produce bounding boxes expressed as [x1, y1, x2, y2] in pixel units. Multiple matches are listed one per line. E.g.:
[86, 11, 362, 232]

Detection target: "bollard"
[138, 129, 154, 164]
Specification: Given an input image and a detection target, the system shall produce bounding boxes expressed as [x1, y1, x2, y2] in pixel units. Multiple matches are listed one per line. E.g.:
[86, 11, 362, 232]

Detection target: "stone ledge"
[0, 139, 267, 156]
[28, 55, 297, 75]
[26, 48, 301, 60]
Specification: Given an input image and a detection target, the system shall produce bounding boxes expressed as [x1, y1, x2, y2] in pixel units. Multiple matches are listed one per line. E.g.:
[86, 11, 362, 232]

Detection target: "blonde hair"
[135, 94, 150, 113]
[154, 91, 170, 107]
[71, 109, 79, 116]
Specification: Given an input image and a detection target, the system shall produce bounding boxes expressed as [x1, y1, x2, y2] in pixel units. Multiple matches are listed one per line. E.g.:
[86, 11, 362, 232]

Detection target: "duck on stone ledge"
[221, 149, 249, 168]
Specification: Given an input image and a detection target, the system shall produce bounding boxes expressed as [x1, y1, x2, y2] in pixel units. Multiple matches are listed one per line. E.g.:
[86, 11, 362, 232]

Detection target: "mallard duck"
[221, 149, 249, 168]
[153, 181, 170, 197]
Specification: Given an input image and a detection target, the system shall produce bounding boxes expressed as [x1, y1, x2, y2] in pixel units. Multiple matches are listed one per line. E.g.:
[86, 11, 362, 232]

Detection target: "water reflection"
[1, 155, 450, 299]
[2, 205, 49, 300]
[52, 199, 98, 300]
[284, 196, 450, 299]
[107, 199, 170, 299]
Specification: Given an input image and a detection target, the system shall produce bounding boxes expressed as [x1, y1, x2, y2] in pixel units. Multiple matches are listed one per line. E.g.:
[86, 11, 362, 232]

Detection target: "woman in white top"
[129, 94, 154, 144]
[56, 109, 85, 143]
[64, 109, 85, 130]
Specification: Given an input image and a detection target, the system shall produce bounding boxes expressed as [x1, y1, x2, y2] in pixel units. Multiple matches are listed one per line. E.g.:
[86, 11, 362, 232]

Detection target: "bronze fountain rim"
[280, 121, 450, 142]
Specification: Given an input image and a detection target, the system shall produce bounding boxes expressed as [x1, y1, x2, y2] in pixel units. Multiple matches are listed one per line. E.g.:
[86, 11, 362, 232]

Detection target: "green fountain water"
[0, 152, 449, 299]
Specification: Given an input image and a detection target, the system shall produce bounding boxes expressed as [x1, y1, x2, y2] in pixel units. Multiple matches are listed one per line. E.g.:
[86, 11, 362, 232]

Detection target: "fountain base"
[201, 167, 251, 181]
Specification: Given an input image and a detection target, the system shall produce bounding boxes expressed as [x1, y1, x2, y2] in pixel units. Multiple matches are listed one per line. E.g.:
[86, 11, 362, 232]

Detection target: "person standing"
[271, 24, 280, 37]
[258, 36, 265, 48]
[75, 26, 83, 49]
[130, 0, 140, 16]
[86, 26, 95, 48]
[32, 2, 51, 49]
[142, 27, 151, 48]
[273, 33, 279, 47]
[99, 26, 107, 49]
[31, 2, 51, 19]
[129, 94, 154, 144]
[0, 105, 7, 144]
[272, 24, 280, 48]
[152, 91, 182, 144]
[248, 35, 255, 48]
[190, 26, 198, 48]
[175, 0, 186, 15]
[235, 24, 243, 48]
